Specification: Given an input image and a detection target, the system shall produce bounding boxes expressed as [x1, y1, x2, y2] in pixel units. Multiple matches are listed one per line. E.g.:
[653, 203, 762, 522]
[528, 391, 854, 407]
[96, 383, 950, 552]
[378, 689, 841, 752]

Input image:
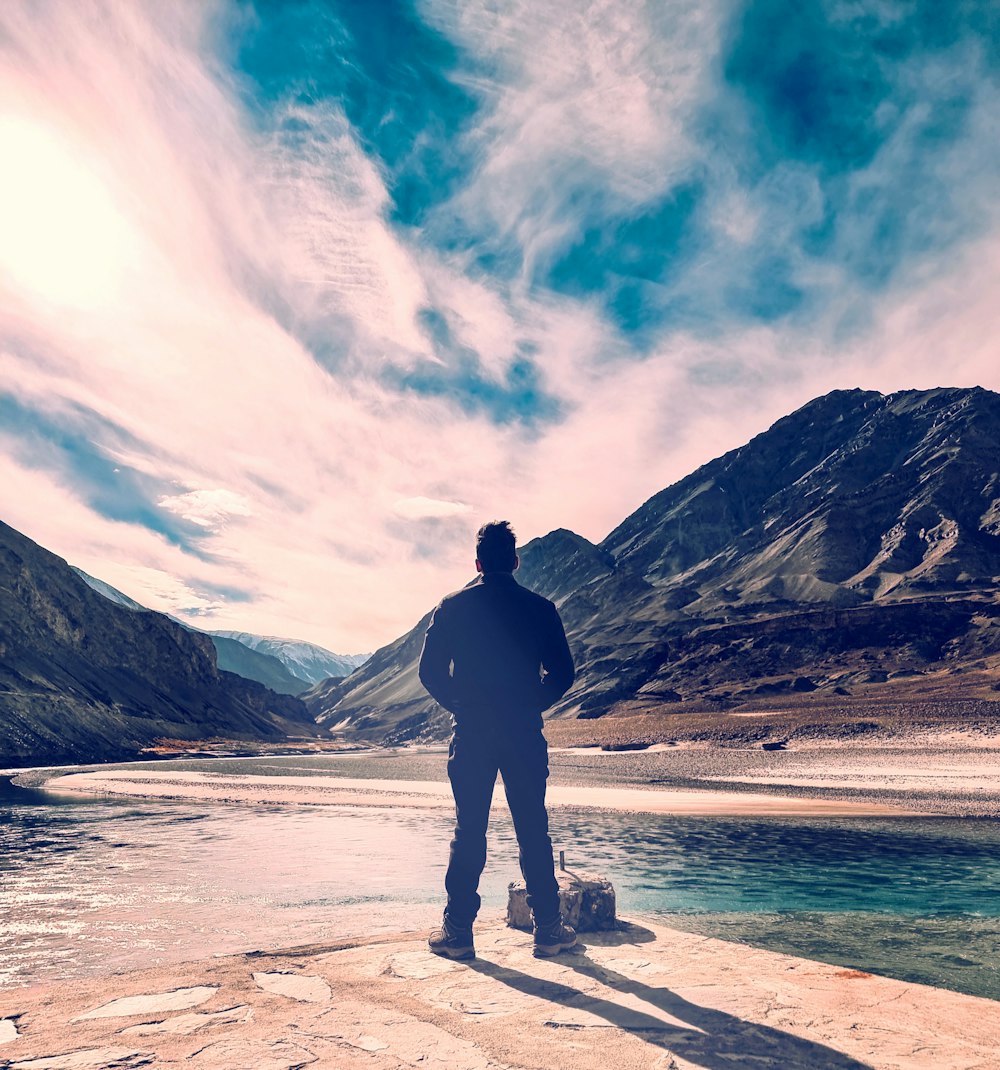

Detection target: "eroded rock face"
[0, 521, 315, 766]
[602, 387, 1000, 607]
[307, 387, 1000, 739]
[507, 872, 617, 932]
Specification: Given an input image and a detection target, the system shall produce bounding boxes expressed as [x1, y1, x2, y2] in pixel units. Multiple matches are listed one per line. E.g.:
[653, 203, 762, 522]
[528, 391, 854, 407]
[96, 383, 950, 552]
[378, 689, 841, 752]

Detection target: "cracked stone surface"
[120, 1005, 253, 1036]
[301, 1000, 500, 1068]
[72, 986, 219, 1021]
[5, 1048, 155, 1069]
[380, 950, 466, 981]
[252, 972, 332, 1003]
[343, 1034, 389, 1052]
[180, 1036, 319, 1069]
[0, 916, 996, 1070]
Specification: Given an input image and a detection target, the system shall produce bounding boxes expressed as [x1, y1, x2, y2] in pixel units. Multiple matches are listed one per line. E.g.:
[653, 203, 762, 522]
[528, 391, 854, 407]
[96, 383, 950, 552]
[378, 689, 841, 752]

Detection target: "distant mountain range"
[308, 387, 1000, 742]
[207, 632, 369, 687]
[1, 523, 318, 767]
[71, 569, 368, 696]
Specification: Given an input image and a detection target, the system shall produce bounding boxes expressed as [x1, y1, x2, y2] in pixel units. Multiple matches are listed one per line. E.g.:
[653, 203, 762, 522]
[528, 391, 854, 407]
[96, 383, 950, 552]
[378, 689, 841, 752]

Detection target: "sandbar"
[43, 768, 916, 816]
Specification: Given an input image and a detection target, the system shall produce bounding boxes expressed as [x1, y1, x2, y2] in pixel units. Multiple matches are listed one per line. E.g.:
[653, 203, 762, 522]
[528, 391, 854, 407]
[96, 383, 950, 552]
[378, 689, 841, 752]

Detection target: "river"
[1, 755, 997, 1001]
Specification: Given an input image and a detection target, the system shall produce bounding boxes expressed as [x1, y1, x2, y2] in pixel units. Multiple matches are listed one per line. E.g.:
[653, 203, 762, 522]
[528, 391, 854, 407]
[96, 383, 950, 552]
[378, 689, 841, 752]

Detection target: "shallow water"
[1, 765, 997, 1000]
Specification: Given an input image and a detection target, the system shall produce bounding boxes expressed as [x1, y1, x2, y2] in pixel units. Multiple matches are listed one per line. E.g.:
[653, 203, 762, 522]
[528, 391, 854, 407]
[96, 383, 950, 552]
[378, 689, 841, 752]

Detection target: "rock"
[507, 871, 616, 932]
[343, 1035, 389, 1052]
[0, 521, 316, 767]
[120, 1005, 253, 1036]
[252, 972, 331, 1003]
[73, 987, 218, 1021]
[7, 1050, 154, 1069]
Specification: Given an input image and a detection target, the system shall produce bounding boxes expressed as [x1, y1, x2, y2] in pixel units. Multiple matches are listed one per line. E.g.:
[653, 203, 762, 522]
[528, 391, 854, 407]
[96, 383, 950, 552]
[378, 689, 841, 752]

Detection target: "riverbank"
[548, 734, 1000, 818]
[32, 728, 1000, 817]
[1, 916, 996, 1070]
[40, 767, 916, 817]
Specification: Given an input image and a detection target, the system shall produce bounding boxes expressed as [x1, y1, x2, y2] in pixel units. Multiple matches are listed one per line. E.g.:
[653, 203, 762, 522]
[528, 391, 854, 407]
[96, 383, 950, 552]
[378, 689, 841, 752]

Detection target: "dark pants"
[444, 724, 560, 928]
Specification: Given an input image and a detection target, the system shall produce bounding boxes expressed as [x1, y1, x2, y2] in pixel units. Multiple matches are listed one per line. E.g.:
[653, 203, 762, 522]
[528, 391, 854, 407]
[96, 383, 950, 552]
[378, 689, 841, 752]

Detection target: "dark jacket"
[418, 572, 575, 731]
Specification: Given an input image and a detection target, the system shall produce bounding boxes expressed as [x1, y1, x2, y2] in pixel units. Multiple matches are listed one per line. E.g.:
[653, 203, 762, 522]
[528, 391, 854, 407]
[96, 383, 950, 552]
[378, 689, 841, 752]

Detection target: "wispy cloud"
[158, 488, 254, 530]
[393, 496, 471, 520]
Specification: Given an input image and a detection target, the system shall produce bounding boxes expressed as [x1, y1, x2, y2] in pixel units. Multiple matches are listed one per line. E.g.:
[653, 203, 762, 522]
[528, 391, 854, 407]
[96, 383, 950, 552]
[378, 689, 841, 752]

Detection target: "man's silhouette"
[418, 520, 577, 959]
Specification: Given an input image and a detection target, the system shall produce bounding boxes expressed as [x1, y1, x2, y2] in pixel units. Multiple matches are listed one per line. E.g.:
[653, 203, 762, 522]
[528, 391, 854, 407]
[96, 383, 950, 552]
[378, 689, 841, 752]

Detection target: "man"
[418, 520, 577, 960]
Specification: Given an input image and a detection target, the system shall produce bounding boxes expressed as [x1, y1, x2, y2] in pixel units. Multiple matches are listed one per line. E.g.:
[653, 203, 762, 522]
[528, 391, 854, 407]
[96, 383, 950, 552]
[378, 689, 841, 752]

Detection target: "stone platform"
[0, 917, 996, 1069]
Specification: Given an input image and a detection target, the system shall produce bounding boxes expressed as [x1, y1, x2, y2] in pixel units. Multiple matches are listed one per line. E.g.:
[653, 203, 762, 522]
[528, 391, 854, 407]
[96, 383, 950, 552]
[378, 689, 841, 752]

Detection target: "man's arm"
[537, 602, 575, 712]
[418, 602, 461, 713]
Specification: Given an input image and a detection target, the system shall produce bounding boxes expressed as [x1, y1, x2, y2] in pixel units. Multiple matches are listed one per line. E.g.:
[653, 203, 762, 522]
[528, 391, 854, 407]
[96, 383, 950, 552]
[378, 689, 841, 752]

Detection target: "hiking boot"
[428, 916, 475, 961]
[533, 915, 578, 957]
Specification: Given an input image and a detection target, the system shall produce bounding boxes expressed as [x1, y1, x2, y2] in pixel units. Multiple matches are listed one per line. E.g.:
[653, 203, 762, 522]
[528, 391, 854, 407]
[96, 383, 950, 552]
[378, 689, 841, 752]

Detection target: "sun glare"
[0, 116, 139, 310]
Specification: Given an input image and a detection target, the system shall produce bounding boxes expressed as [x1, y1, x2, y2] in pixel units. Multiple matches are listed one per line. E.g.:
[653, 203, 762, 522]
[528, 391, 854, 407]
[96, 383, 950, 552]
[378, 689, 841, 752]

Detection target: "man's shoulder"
[438, 578, 554, 611]
[514, 583, 557, 613]
[434, 581, 479, 614]
[439, 580, 478, 603]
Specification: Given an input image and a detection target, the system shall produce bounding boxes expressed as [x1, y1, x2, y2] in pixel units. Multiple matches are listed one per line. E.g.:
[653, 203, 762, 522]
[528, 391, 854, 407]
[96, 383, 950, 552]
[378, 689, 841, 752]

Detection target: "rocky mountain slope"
[73, 570, 309, 695]
[205, 634, 310, 696]
[72, 571, 365, 695]
[308, 387, 1000, 742]
[0, 521, 317, 766]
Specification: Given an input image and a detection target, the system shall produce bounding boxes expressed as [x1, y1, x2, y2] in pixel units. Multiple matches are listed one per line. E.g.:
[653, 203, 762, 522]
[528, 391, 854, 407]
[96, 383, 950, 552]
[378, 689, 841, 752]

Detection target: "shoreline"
[28, 730, 1000, 818]
[40, 768, 919, 817]
[1, 915, 996, 1069]
[7, 721, 998, 819]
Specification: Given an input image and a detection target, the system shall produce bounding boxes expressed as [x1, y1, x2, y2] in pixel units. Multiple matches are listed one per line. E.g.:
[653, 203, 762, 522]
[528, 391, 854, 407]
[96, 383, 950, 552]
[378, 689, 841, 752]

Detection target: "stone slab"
[0, 917, 996, 1070]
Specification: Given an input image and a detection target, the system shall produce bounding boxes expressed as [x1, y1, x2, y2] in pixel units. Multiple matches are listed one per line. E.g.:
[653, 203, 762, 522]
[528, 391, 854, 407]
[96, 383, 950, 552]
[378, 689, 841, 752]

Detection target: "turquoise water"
[554, 808, 1000, 1000]
[0, 773, 997, 1000]
[557, 809, 1000, 915]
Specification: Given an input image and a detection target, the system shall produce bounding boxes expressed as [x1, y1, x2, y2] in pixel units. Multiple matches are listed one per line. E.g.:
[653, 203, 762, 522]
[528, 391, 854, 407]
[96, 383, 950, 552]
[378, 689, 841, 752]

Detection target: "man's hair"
[476, 520, 517, 573]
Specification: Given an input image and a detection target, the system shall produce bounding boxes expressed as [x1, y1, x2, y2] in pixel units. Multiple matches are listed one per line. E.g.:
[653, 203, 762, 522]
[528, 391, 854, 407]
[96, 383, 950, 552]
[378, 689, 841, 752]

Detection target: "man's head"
[475, 519, 518, 574]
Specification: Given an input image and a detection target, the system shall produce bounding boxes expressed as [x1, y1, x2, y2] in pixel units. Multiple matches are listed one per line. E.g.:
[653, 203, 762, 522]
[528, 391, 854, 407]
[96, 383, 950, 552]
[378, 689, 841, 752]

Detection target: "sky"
[2, 0, 1000, 654]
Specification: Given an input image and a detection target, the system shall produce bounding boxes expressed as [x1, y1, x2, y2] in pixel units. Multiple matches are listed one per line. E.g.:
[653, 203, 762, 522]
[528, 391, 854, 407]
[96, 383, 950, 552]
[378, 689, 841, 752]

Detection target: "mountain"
[204, 635, 312, 696]
[601, 387, 1000, 605]
[208, 632, 369, 686]
[71, 571, 366, 695]
[0, 521, 318, 766]
[72, 570, 314, 696]
[307, 387, 1000, 742]
[71, 568, 149, 612]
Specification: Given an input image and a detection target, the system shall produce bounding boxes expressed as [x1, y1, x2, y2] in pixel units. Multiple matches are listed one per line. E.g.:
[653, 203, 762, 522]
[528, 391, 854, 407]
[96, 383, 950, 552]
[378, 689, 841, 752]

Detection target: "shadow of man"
[468, 942, 876, 1070]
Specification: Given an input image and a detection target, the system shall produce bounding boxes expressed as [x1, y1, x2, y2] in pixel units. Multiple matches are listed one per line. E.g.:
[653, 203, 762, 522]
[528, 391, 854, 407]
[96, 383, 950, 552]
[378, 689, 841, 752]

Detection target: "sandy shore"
[549, 738, 1000, 817]
[42, 768, 917, 817]
[40, 733, 1000, 815]
[1, 916, 996, 1070]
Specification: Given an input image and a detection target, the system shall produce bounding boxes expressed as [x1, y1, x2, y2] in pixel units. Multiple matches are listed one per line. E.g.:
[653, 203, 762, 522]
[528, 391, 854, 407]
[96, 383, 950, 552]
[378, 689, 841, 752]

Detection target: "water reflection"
[1, 775, 997, 1001]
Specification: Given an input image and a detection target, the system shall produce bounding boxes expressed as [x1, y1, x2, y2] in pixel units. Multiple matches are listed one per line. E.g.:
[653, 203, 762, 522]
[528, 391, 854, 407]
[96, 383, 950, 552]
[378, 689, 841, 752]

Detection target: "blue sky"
[1, 0, 999, 650]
